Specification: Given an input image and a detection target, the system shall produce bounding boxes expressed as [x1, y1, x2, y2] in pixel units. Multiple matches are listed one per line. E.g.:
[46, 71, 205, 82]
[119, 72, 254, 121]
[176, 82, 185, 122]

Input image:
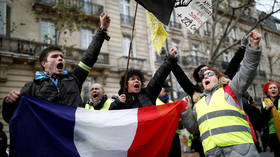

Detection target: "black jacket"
[109, 56, 176, 110]
[172, 46, 246, 97]
[2, 28, 109, 123]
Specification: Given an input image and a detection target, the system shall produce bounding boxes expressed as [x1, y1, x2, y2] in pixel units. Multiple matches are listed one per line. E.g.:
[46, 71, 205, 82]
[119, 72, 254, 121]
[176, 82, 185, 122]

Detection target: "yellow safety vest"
[85, 99, 112, 110]
[188, 133, 193, 147]
[195, 87, 253, 153]
[156, 97, 172, 105]
[262, 99, 280, 134]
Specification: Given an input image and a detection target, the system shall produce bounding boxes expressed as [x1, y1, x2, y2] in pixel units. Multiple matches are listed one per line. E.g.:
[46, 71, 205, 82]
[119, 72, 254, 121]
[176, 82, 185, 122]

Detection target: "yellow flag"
[146, 11, 168, 54]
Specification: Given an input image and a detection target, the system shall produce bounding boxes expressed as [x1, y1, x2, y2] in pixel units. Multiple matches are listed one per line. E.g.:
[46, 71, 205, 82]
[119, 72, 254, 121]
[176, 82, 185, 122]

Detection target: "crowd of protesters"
[1, 12, 280, 157]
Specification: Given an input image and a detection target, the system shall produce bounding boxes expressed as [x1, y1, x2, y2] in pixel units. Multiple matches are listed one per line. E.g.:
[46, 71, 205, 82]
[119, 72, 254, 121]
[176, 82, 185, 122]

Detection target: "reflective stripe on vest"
[262, 99, 280, 134]
[188, 134, 193, 147]
[195, 87, 253, 153]
[85, 99, 112, 110]
[197, 110, 247, 126]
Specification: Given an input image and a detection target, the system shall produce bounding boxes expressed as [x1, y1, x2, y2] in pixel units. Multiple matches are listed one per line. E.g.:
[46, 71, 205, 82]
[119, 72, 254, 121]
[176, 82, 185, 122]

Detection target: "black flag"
[135, 0, 175, 25]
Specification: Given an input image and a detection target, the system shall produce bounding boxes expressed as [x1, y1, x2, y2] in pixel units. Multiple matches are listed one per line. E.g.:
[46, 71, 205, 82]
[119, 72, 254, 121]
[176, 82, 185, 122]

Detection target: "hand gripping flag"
[9, 96, 186, 157]
[146, 11, 168, 54]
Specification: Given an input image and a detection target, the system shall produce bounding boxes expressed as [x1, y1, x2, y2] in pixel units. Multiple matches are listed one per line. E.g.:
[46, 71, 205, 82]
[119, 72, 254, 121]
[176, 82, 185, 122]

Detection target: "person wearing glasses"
[175, 30, 262, 157]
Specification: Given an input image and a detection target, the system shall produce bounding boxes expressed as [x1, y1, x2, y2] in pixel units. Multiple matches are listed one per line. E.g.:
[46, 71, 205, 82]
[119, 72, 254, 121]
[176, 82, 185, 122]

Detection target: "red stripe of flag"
[127, 100, 186, 157]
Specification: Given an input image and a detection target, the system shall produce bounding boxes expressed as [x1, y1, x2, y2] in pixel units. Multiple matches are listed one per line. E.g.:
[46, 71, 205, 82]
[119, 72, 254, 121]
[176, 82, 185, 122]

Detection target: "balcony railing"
[34, 0, 103, 17]
[256, 70, 266, 78]
[82, 1, 103, 16]
[181, 55, 229, 71]
[120, 14, 133, 27]
[118, 56, 146, 70]
[0, 36, 109, 65]
[181, 55, 207, 67]
[169, 21, 182, 29]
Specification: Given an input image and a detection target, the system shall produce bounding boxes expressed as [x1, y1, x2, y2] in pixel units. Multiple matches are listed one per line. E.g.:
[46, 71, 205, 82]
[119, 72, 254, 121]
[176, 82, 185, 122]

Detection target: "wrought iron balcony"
[33, 0, 103, 18]
[169, 21, 182, 29]
[82, 1, 103, 16]
[0, 36, 109, 65]
[120, 14, 134, 27]
[118, 56, 146, 71]
[181, 55, 207, 67]
[181, 55, 229, 71]
[256, 70, 266, 78]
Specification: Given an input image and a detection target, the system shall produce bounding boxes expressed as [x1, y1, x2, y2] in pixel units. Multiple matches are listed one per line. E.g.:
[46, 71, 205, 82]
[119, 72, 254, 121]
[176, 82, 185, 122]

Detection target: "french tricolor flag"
[9, 96, 185, 157]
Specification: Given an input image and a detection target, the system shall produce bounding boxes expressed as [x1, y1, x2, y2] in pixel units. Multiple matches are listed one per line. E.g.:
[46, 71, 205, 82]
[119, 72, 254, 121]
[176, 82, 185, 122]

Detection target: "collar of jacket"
[201, 83, 222, 98]
[35, 71, 68, 80]
[88, 95, 108, 110]
[158, 94, 170, 103]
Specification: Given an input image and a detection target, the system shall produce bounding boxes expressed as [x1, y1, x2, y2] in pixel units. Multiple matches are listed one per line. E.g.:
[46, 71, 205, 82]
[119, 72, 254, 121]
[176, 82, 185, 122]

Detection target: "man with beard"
[85, 83, 112, 110]
[2, 13, 111, 123]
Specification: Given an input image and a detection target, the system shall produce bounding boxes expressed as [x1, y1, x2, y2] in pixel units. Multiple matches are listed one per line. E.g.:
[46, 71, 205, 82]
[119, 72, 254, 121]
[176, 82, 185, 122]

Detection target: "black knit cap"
[162, 80, 172, 92]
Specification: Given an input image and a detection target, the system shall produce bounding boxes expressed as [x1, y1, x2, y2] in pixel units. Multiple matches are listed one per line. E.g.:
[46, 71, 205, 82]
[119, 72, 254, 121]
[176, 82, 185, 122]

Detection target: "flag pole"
[123, 2, 138, 94]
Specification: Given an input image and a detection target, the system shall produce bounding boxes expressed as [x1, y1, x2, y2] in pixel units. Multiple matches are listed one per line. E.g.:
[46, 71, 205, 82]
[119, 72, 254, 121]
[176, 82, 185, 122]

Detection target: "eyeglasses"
[198, 68, 208, 79]
[201, 71, 215, 79]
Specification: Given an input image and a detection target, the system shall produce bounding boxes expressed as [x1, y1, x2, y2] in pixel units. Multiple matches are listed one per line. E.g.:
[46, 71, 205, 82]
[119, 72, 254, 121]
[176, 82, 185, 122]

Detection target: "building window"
[192, 44, 199, 65]
[0, 3, 11, 36]
[205, 48, 210, 56]
[264, 33, 270, 46]
[81, 28, 94, 49]
[276, 23, 280, 31]
[172, 41, 179, 52]
[40, 20, 56, 44]
[169, 10, 181, 29]
[122, 36, 133, 56]
[232, 27, 237, 41]
[155, 46, 167, 62]
[204, 21, 211, 36]
[192, 44, 199, 56]
[82, 76, 96, 103]
[120, 0, 132, 26]
[223, 52, 230, 62]
[0, 3, 5, 35]
[82, 0, 92, 15]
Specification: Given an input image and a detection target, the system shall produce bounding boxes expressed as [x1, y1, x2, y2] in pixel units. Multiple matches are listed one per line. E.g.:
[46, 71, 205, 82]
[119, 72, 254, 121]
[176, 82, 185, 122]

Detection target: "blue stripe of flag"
[9, 96, 79, 157]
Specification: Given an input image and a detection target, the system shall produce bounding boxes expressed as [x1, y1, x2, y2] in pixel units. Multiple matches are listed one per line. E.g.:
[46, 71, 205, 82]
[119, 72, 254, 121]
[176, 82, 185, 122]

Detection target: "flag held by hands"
[9, 96, 185, 157]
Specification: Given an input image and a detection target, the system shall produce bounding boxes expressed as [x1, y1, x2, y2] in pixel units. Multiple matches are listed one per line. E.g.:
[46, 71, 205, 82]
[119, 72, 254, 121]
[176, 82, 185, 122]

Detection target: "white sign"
[174, 0, 213, 33]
